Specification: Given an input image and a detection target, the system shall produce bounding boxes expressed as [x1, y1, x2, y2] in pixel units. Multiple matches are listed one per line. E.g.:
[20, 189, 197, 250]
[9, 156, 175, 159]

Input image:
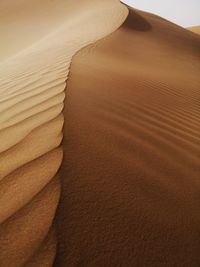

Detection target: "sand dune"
[0, 0, 127, 266]
[188, 26, 200, 35]
[54, 6, 200, 267]
[0, 177, 60, 267]
[1, 0, 200, 266]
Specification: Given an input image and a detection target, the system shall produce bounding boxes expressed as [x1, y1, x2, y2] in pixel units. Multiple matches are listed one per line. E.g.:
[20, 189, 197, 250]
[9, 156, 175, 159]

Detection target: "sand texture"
[0, 1, 127, 266]
[0, 1, 200, 267]
[55, 7, 200, 267]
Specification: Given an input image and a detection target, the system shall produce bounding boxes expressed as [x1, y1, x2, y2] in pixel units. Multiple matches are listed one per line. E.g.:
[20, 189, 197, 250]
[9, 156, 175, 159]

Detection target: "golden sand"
[0, 1, 200, 267]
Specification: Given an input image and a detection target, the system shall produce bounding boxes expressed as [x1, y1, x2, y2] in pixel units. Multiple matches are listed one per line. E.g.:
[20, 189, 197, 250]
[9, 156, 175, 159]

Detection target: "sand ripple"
[0, 1, 128, 266]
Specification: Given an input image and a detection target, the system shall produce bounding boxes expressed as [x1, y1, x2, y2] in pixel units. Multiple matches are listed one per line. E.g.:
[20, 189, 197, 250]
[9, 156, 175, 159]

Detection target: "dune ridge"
[188, 26, 200, 35]
[0, 1, 128, 266]
[54, 7, 200, 267]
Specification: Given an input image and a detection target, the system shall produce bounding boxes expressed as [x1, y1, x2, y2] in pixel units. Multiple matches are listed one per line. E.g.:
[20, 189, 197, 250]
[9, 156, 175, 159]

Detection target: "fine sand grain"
[55, 7, 200, 267]
[0, 1, 200, 266]
[0, 1, 127, 266]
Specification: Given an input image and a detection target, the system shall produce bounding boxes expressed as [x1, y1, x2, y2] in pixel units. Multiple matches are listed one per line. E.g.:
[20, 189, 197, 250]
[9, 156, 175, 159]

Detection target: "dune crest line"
[55, 6, 200, 267]
[0, 1, 128, 266]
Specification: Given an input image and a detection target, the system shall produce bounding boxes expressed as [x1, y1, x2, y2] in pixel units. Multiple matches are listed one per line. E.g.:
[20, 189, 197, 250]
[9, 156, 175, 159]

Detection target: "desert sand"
[0, 1, 200, 267]
[55, 6, 200, 267]
[0, 1, 127, 266]
[188, 26, 200, 35]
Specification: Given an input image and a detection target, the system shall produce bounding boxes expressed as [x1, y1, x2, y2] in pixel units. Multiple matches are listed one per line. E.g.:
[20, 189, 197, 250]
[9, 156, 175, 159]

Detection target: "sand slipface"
[0, 0, 128, 266]
[1, 0, 200, 266]
[55, 6, 200, 267]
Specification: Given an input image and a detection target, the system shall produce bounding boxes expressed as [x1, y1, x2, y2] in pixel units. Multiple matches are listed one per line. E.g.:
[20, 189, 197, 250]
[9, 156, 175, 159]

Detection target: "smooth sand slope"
[0, 1, 128, 266]
[55, 7, 200, 267]
[188, 26, 200, 35]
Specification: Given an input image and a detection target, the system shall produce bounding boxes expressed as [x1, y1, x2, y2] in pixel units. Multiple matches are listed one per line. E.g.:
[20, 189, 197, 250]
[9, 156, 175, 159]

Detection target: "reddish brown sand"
[54, 7, 200, 267]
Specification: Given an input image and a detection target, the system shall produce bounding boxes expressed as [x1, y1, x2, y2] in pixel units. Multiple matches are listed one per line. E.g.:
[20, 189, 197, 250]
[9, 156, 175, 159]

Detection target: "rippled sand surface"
[1, 1, 200, 266]
[0, 1, 127, 266]
[55, 7, 200, 267]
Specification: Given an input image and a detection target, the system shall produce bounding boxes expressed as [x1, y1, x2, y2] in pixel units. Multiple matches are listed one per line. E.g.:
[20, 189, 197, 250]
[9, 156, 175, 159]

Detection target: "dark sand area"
[55, 7, 200, 267]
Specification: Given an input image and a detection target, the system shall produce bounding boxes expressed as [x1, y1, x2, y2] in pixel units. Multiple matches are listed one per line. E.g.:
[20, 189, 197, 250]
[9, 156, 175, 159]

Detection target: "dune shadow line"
[124, 8, 152, 32]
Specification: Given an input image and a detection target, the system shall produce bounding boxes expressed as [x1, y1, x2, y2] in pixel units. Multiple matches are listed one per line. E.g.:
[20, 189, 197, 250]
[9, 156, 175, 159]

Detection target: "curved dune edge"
[0, 1, 128, 266]
[188, 26, 200, 35]
[54, 6, 200, 267]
